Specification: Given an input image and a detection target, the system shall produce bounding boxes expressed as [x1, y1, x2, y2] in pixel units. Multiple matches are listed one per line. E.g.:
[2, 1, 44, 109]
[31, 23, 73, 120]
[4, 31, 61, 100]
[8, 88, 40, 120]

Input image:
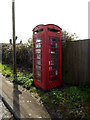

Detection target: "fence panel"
[62, 39, 90, 85]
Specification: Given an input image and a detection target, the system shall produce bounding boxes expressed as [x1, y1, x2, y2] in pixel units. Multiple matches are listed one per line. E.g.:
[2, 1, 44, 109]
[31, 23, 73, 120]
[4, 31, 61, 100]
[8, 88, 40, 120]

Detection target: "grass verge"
[0, 63, 89, 119]
[0, 63, 33, 89]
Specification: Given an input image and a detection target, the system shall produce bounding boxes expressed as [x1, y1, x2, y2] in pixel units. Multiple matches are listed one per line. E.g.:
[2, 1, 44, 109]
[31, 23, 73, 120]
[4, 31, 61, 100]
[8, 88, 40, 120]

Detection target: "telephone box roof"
[32, 24, 62, 32]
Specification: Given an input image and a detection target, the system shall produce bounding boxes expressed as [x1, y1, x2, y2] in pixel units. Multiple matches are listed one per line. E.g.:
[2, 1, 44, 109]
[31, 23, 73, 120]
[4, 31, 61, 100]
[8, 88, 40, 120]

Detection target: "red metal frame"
[32, 24, 62, 90]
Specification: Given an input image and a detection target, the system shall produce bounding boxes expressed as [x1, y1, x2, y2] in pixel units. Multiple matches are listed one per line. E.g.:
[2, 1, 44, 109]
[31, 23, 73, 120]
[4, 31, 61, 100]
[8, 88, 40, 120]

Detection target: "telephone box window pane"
[52, 65, 58, 69]
[36, 60, 41, 65]
[50, 42, 58, 48]
[49, 54, 50, 59]
[51, 49, 55, 54]
[51, 60, 54, 65]
[50, 37, 58, 42]
[49, 66, 51, 71]
[49, 59, 59, 65]
[51, 48, 59, 53]
[35, 49, 41, 53]
[36, 71, 41, 76]
[51, 54, 58, 59]
[35, 71, 41, 77]
[34, 37, 42, 43]
[49, 66, 52, 71]
[55, 43, 58, 48]
[49, 61, 50, 65]
[35, 43, 41, 48]
[36, 65, 41, 70]
[36, 54, 41, 59]
[35, 76, 41, 81]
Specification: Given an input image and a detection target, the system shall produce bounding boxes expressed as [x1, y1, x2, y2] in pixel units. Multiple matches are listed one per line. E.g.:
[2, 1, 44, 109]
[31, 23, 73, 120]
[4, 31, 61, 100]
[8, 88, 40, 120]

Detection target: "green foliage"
[11, 72, 33, 89]
[29, 86, 37, 92]
[39, 86, 89, 119]
[16, 43, 32, 68]
[62, 30, 79, 42]
[0, 63, 13, 77]
[2, 70, 11, 77]
[2, 44, 13, 64]
[0, 63, 89, 119]
[67, 86, 89, 103]
[23, 79, 33, 89]
[2, 41, 32, 70]
[0, 63, 33, 89]
[0, 63, 2, 72]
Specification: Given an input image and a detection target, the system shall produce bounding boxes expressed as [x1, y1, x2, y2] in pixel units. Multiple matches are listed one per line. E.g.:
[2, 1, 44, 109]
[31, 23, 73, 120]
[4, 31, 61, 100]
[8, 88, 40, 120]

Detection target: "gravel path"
[0, 99, 14, 120]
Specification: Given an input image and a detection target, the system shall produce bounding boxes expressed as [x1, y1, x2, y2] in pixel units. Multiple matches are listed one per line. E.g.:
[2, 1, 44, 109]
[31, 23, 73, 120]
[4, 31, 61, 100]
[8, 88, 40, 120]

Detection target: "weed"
[0, 63, 12, 77]
[0, 63, 33, 89]
[11, 72, 33, 89]
[0, 63, 89, 119]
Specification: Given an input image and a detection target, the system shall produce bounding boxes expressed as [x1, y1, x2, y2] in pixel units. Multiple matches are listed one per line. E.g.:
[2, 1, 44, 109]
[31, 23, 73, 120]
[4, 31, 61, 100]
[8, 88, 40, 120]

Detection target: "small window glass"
[49, 66, 52, 71]
[36, 65, 41, 70]
[50, 42, 58, 48]
[35, 49, 41, 53]
[35, 59, 41, 65]
[51, 48, 58, 53]
[34, 37, 42, 43]
[36, 54, 41, 59]
[51, 60, 54, 65]
[35, 70, 41, 77]
[51, 54, 58, 59]
[50, 37, 58, 42]
[35, 43, 41, 48]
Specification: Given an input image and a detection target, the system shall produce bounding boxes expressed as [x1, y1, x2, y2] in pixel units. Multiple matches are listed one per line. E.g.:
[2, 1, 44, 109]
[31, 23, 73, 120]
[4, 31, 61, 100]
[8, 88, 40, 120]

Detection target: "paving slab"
[0, 73, 51, 119]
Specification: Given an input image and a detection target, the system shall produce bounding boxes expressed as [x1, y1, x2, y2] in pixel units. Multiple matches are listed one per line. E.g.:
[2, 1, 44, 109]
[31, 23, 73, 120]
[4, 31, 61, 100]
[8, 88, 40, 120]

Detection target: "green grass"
[30, 86, 90, 119]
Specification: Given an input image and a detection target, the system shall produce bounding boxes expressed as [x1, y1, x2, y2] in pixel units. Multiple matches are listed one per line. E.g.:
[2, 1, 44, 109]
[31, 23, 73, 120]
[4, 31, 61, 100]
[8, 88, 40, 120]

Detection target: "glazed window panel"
[49, 37, 59, 42]
[35, 76, 41, 81]
[50, 60, 55, 65]
[52, 65, 58, 69]
[35, 43, 42, 48]
[51, 54, 58, 59]
[50, 59, 58, 65]
[34, 37, 42, 43]
[33, 36, 42, 82]
[35, 70, 41, 77]
[49, 53, 58, 59]
[36, 54, 41, 59]
[35, 59, 41, 65]
[50, 48, 59, 53]
[35, 49, 41, 53]
[49, 42, 58, 48]
[49, 66, 58, 71]
[35, 65, 41, 70]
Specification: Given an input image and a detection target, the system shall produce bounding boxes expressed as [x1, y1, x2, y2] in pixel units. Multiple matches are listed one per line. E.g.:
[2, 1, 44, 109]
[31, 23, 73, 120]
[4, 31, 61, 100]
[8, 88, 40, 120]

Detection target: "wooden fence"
[62, 39, 90, 85]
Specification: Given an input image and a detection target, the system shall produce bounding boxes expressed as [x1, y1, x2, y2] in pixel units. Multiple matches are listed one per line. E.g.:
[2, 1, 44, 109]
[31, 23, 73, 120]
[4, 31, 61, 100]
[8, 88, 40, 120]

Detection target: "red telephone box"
[32, 24, 62, 90]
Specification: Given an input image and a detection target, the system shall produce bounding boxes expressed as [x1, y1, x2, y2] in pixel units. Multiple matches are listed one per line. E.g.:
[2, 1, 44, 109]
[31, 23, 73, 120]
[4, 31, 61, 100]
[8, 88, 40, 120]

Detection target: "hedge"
[2, 43, 32, 70]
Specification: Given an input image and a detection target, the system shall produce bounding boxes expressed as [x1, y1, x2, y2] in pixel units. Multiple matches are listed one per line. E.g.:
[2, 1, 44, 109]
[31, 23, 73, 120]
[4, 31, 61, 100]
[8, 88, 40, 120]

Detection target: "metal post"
[12, 0, 17, 74]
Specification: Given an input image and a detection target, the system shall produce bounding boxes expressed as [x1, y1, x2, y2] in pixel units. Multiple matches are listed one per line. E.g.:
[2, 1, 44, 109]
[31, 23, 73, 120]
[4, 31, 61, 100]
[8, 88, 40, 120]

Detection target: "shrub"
[11, 72, 33, 89]
[0, 63, 13, 77]
[2, 42, 32, 70]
